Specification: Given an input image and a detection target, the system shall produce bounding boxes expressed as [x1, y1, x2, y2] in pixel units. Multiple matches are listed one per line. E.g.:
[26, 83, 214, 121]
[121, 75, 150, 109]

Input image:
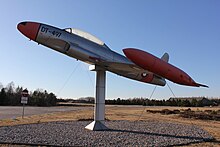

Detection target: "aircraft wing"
[98, 61, 166, 86]
[102, 61, 143, 74]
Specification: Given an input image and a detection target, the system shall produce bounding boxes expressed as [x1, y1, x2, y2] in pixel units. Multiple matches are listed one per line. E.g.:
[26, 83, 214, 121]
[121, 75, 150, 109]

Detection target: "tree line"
[0, 82, 57, 106]
[1, 82, 219, 107]
[67, 97, 220, 107]
[106, 97, 220, 107]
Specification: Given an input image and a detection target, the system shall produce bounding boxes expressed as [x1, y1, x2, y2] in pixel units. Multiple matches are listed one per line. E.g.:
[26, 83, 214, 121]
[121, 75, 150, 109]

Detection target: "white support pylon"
[85, 65, 108, 131]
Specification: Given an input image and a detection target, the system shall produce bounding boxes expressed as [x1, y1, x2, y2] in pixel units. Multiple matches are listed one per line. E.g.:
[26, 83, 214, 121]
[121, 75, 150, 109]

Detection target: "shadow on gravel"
[108, 129, 213, 141]
[107, 129, 214, 146]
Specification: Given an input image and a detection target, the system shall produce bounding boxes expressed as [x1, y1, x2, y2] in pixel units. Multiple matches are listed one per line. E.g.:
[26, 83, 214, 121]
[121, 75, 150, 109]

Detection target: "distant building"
[170, 97, 206, 102]
[169, 97, 213, 106]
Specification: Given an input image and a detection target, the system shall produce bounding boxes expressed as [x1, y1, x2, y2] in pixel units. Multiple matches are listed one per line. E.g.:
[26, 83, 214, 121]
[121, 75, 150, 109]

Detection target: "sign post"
[21, 89, 28, 119]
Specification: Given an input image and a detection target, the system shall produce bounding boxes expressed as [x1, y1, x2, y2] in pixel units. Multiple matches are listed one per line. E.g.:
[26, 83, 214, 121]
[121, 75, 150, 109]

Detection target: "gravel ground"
[0, 120, 213, 146]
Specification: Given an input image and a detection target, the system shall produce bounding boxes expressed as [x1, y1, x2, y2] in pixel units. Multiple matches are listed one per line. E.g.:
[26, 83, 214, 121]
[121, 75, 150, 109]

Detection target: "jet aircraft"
[17, 21, 208, 88]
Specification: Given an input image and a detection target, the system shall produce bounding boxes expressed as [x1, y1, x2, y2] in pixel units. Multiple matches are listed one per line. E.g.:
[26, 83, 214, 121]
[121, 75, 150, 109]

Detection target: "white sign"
[21, 97, 28, 104]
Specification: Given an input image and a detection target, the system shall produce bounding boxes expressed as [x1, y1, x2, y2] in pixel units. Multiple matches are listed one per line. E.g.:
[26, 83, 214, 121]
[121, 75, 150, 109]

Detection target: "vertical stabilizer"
[161, 53, 169, 62]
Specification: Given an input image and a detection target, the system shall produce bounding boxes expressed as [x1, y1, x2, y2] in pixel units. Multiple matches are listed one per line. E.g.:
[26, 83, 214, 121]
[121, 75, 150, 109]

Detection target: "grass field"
[0, 105, 220, 146]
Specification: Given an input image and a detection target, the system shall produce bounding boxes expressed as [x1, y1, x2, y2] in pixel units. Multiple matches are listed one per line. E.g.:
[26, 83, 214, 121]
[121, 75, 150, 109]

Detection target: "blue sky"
[0, 0, 219, 99]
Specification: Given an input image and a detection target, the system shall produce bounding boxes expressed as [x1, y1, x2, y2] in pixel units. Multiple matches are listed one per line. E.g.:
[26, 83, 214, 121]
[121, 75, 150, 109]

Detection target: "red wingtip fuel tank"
[123, 48, 208, 88]
[17, 22, 40, 41]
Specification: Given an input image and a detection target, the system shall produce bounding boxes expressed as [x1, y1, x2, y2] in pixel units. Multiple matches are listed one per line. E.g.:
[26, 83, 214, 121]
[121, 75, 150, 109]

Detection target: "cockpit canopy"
[64, 28, 105, 46]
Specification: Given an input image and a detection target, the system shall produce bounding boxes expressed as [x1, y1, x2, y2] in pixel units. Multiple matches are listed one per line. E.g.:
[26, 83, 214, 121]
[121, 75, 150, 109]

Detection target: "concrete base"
[85, 121, 109, 131]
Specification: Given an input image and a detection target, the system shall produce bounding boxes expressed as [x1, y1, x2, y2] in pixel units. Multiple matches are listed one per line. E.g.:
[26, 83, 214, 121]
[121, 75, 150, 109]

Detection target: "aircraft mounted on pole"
[17, 21, 208, 130]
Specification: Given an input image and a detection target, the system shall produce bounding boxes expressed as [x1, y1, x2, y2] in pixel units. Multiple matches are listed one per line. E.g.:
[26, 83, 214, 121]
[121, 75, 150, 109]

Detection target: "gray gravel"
[0, 120, 213, 146]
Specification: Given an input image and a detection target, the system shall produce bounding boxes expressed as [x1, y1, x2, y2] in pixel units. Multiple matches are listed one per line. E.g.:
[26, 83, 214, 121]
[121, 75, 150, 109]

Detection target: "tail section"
[195, 82, 209, 88]
[161, 53, 169, 62]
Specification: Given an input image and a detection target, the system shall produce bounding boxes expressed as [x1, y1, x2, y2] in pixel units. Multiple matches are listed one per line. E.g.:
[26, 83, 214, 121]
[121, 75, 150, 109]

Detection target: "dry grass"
[1, 105, 220, 146]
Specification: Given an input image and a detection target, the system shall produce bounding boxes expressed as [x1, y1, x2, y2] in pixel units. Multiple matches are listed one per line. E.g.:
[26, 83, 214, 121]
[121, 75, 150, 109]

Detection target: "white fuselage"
[36, 24, 131, 66]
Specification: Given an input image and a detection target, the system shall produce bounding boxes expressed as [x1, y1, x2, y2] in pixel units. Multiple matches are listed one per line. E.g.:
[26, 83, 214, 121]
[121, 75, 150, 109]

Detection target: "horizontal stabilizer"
[196, 83, 209, 88]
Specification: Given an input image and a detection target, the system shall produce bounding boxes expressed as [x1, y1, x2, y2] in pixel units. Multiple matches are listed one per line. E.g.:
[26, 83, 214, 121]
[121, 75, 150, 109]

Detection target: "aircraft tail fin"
[161, 53, 169, 62]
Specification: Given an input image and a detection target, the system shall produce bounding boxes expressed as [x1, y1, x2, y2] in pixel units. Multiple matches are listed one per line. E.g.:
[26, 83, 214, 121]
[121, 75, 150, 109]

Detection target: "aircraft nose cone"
[17, 21, 40, 40]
